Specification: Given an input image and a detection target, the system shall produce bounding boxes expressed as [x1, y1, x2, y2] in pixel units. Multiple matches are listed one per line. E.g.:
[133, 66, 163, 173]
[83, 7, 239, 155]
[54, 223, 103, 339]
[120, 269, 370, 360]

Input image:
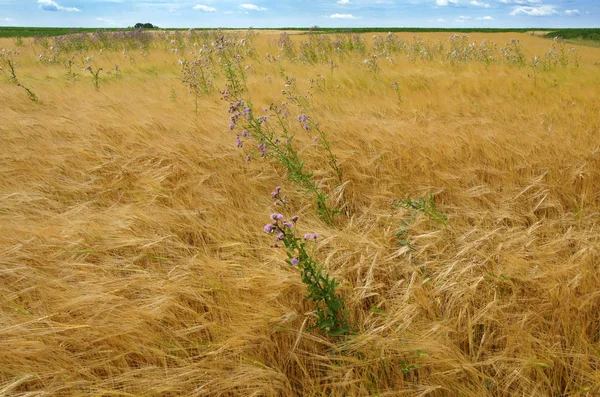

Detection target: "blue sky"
[0, 0, 598, 28]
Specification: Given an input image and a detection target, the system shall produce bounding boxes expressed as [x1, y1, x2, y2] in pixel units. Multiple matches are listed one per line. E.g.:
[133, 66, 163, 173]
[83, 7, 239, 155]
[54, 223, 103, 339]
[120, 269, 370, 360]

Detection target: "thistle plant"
[392, 195, 447, 249]
[392, 195, 447, 226]
[501, 39, 526, 67]
[280, 70, 343, 187]
[223, 58, 339, 224]
[308, 74, 326, 94]
[363, 54, 380, 76]
[63, 55, 76, 80]
[328, 58, 338, 77]
[86, 66, 102, 90]
[474, 40, 498, 67]
[391, 81, 402, 105]
[277, 32, 296, 60]
[264, 187, 350, 335]
[446, 34, 476, 66]
[0, 56, 38, 102]
[179, 56, 216, 115]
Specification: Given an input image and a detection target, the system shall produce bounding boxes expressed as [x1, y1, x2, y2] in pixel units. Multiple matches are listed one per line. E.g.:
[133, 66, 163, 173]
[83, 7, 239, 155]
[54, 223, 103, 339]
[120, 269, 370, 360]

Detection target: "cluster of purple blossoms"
[304, 233, 318, 241]
[267, 102, 289, 119]
[226, 99, 273, 153]
[271, 186, 287, 206]
[228, 99, 249, 130]
[257, 142, 267, 157]
[297, 114, 310, 131]
[263, 212, 298, 246]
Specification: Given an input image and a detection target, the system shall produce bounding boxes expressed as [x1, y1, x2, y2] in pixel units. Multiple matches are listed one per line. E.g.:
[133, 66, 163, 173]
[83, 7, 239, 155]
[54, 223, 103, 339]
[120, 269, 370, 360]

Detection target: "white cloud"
[337, 0, 351, 3]
[500, 0, 541, 4]
[458, 15, 472, 19]
[470, 0, 491, 7]
[96, 17, 117, 25]
[330, 13, 357, 19]
[436, 0, 458, 6]
[193, 4, 216, 12]
[477, 15, 494, 19]
[238, 3, 267, 11]
[510, 5, 559, 16]
[564, 9, 580, 16]
[37, 0, 81, 12]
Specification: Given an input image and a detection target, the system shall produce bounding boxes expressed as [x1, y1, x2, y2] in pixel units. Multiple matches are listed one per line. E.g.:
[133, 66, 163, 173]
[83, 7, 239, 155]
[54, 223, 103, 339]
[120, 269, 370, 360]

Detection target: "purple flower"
[283, 221, 293, 228]
[291, 258, 299, 265]
[276, 214, 284, 220]
[304, 233, 312, 241]
[312, 233, 318, 240]
[291, 216, 299, 223]
[264, 224, 273, 233]
[229, 123, 235, 130]
[277, 232, 285, 241]
[236, 135, 243, 148]
[258, 143, 267, 157]
[275, 186, 281, 192]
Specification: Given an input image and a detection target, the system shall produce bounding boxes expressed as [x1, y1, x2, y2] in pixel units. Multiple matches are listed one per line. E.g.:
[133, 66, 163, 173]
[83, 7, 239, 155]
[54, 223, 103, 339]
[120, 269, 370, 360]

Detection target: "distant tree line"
[132, 23, 158, 29]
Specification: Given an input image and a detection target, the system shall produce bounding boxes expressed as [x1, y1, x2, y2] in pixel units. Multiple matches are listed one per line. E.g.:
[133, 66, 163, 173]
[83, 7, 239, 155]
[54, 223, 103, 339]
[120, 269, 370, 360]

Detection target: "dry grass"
[1, 32, 600, 396]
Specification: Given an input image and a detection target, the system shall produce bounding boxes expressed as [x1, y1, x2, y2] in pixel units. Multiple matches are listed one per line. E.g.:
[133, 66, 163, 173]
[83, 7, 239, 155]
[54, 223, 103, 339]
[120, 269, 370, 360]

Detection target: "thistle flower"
[291, 258, 299, 265]
[291, 216, 299, 223]
[304, 233, 312, 241]
[277, 232, 285, 241]
[264, 224, 273, 233]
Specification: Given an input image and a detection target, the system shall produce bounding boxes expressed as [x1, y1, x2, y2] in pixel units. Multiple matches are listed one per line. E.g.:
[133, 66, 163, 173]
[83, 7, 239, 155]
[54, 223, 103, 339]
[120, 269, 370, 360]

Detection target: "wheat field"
[1, 30, 600, 396]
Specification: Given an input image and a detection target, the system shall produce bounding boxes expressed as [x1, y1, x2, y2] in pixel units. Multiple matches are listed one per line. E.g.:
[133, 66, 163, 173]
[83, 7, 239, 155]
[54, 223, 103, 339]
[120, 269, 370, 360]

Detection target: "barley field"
[1, 30, 600, 396]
